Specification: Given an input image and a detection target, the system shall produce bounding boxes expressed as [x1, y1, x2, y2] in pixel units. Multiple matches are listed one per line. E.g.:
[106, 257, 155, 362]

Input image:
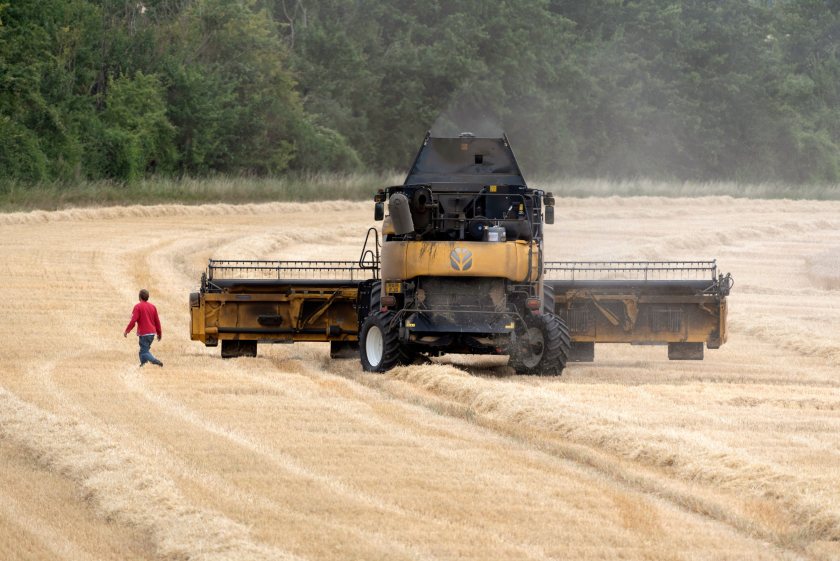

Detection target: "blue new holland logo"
[450, 248, 473, 271]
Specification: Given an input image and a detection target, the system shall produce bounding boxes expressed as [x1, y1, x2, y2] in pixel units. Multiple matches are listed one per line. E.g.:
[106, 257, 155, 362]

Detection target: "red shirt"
[125, 301, 162, 337]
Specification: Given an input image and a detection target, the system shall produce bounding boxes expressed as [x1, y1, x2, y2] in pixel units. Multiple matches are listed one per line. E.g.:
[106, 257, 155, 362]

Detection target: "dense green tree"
[283, 0, 578, 172]
[0, 0, 99, 180]
[283, 0, 840, 182]
[0, 0, 358, 181]
[3, 0, 840, 184]
[97, 72, 176, 179]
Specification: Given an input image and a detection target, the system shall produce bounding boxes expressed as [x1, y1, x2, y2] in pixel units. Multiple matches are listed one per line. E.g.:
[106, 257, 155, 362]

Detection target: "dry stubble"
[1, 196, 838, 560]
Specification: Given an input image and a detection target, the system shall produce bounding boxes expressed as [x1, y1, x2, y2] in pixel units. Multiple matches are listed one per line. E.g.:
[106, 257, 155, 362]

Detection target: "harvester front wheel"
[510, 312, 570, 376]
[360, 311, 402, 372]
[368, 282, 418, 365]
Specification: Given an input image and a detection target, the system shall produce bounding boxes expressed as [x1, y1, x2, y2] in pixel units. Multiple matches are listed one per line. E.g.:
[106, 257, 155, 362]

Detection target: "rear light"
[380, 295, 397, 307]
[525, 297, 541, 310]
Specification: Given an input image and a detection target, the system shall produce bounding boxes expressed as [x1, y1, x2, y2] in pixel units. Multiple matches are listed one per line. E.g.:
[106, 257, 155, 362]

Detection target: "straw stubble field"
[1, 196, 839, 561]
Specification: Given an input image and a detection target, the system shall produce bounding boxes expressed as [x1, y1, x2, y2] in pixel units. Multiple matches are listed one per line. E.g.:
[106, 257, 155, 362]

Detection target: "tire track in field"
[277, 350, 774, 553]
[23, 231, 434, 560]
[77, 231, 448, 560]
[346, 363, 839, 553]
[26, 353, 438, 561]
[276, 356, 807, 558]
[0, 383, 303, 561]
[633, 218, 840, 259]
[117, 365, 559, 561]
[325, 358, 834, 557]
[6, 199, 833, 560]
[117, 339, 791, 559]
[245, 350, 584, 508]
[0, 491, 105, 561]
[0, 201, 370, 226]
[126, 222, 768, 558]
[104, 219, 566, 561]
[154, 207, 812, 556]
[729, 316, 840, 368]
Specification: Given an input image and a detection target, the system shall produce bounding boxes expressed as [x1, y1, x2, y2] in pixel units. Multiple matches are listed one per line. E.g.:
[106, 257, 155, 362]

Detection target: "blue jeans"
[138, 334, 160, 365]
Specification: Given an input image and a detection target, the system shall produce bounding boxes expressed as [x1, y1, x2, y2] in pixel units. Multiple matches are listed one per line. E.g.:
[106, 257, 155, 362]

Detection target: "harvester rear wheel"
[543, 284, 573, 367]
[509, 312, 570, 376]
[543, 283, 556, 315]
[360, 311, 402, 372]
[370, 282, 382, 308]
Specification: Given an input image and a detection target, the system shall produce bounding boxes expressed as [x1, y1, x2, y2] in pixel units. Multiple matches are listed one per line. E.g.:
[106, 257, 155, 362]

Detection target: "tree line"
[2, 0, 840, 184]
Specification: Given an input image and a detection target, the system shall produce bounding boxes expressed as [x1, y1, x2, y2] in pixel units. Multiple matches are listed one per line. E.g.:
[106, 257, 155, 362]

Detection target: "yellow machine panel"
[380, 239, 540, 282]
[190, 286, 361, 345]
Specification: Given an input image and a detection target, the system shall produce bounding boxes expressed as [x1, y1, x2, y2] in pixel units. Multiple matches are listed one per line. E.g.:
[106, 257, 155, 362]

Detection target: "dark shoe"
[154, 360, 163, 367]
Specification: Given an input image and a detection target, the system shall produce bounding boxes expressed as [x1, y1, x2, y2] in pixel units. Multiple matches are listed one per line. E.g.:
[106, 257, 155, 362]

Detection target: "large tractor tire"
[545, 283, 587, 362]
[509, 311, 571, 375]
[370, 281, 382, 309]
[543, 283, 574, 346]
[367, 282, 419, 366]
[360, 311, 402, 372]
[543, 283, 556, 315]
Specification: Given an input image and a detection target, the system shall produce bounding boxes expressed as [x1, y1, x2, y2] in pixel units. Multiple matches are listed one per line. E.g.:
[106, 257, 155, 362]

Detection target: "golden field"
[1, 196, 839, 561]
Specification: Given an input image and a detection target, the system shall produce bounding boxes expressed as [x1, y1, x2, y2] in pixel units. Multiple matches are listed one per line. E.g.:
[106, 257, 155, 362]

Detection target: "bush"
[100, 73, 177, 180]
[293, 122, 362, 172]
[0, 116, 49, 181]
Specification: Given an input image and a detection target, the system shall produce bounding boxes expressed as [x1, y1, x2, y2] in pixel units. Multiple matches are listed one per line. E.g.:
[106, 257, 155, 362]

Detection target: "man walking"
[124, 289, 163, 367]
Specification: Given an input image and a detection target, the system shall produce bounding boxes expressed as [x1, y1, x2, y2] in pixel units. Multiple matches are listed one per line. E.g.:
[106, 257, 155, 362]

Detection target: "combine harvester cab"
[190, 132, 732, 374]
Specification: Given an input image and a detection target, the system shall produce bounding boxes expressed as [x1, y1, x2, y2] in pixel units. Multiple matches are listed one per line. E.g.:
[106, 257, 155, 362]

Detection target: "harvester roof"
[403, 132, 526, 190]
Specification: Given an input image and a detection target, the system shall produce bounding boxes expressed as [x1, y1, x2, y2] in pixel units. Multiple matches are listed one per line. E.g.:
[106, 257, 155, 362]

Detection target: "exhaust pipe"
[389, 193, 415, 235]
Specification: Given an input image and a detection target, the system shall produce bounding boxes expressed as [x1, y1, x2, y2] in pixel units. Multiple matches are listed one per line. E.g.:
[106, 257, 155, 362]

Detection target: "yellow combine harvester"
[190, 132, 732, 374]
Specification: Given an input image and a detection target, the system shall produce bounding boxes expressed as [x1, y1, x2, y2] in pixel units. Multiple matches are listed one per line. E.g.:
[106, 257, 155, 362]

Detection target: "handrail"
[208, 259, 378, 282]
[358, 227, 381, 278]
[543, 261, 718, 281]
[207, 256, 723, 285]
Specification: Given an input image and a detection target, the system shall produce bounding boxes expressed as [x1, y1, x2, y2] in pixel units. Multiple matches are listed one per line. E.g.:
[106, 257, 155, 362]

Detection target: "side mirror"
[374, 202, 384, 221]
[544, 205, 554, 225]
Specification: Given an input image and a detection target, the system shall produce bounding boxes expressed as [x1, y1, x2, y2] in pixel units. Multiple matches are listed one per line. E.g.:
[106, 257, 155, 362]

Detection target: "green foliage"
[0, 115, 49, 180]
[0, 172, 398, 210]
[284, 0, 840, 183]
[99, 72, 177, 180]
[3, 0, 840, 185]
[0, 0, 359, 182]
